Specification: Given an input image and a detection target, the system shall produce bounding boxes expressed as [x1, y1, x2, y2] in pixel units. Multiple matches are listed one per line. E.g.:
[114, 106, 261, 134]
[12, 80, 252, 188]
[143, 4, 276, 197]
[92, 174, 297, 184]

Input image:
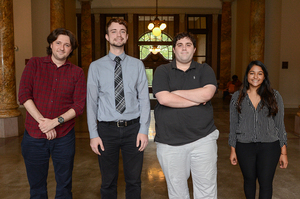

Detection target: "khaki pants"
[156, 129, 219, 199]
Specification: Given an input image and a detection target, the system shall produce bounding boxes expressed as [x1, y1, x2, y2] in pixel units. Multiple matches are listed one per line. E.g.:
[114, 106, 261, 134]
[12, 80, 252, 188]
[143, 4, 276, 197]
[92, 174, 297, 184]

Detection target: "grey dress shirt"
[87, 52, 151, 139]
[229, 90, 287, 148]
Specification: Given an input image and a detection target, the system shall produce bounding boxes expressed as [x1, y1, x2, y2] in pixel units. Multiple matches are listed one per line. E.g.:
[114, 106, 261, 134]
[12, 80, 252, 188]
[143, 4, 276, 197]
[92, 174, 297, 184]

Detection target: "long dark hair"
[46, 28, 78, 57]
[237, 60, 278, 116]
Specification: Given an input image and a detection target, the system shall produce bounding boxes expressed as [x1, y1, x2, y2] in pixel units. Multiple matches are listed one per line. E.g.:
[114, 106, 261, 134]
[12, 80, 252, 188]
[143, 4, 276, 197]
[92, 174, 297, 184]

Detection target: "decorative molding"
[76, 8, 221, 15]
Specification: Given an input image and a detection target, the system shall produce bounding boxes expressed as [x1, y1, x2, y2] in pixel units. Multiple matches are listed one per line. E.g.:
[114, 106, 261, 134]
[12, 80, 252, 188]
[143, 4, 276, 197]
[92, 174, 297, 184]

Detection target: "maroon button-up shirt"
[19, 56, 87, 139]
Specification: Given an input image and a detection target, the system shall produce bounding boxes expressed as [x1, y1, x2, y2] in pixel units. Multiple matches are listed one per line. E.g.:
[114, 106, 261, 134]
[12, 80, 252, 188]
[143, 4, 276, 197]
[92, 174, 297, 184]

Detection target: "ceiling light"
[148, 0, 166, 37]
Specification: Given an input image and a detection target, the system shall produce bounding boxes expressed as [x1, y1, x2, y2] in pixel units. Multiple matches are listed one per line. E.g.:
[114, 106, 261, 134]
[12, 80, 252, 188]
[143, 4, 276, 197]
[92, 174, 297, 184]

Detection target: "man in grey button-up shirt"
[86, 18, 150, 199]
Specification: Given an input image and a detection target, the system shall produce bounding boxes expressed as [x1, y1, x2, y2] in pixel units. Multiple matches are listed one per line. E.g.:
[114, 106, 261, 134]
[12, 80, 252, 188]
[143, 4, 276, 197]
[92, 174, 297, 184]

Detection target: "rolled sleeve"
[18, 59, 35, 104]
[70, 70, 87, 117]
[274, 91, 287, 147]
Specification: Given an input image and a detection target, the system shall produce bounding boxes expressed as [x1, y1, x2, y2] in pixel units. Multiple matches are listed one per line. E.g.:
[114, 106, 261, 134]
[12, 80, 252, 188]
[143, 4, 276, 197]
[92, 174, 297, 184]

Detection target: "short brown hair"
[46, 28, 78, 57]
[106, 18, 128, 34]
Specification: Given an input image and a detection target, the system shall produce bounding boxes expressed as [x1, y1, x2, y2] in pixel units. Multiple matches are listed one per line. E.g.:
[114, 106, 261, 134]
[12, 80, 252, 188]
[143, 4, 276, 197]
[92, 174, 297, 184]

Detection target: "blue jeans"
[21, 128, 75, 199]
[97, 122, 143, 199]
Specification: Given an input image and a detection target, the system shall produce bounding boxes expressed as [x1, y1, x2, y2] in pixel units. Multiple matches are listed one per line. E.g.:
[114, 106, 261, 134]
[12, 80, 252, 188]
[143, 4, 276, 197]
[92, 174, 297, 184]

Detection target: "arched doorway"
[138, 31, 173, 109]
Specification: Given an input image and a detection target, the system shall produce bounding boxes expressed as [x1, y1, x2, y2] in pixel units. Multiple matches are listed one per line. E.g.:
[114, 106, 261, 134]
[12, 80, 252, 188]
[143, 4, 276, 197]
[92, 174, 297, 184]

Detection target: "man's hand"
[136, 133, 148, 151]
[45, 129, 57, 140]
[90, 137, 104, 155]
[39, 118, 58, 133]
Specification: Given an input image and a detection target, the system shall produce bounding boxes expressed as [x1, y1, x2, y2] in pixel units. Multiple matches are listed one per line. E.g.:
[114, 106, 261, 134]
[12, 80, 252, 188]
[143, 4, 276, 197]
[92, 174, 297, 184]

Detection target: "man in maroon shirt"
[18, 28, 86, 198]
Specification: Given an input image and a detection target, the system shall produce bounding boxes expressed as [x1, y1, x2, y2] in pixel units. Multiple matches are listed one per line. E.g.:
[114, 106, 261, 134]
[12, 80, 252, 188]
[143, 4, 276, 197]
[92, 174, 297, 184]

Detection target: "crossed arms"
[155, 84, 216, 108]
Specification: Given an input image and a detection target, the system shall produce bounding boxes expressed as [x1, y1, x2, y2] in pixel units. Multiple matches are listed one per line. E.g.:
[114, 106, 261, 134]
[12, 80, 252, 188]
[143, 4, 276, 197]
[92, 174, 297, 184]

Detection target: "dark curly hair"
[173, 32, 196, 48]
[46, 28, 78, 58]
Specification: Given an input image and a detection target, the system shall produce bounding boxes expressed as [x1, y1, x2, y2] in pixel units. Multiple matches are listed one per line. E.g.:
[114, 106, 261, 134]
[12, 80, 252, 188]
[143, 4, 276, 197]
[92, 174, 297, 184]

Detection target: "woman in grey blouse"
[229, 60, 288, 199]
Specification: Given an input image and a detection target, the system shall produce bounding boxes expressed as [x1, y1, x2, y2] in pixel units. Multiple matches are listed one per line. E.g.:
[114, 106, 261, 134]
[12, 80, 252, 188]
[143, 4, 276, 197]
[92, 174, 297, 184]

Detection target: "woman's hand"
[230, 146, 238, 165]
[279, 145, 288, 168]
[279, 154, 288, 168]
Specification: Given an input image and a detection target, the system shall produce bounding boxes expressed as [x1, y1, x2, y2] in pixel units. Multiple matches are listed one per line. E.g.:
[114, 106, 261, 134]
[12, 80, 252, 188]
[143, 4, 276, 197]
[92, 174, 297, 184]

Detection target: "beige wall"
[31, 0, 50, 58]
[13, 0, 33, 102]
[265, 0, 282, 90]
[279, 0, 300, 108]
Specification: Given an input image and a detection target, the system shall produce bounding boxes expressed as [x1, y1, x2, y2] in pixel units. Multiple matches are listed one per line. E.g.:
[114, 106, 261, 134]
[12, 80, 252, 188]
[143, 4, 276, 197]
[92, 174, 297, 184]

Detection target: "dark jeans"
[97, 122, 143, 199]
[236, 141, 281, 199]
[21, 129, 75, 199]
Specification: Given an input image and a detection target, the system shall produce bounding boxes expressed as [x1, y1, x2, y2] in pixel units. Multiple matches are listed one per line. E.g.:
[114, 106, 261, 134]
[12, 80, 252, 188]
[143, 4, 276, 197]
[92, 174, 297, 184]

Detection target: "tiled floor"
[1, 98, 299, 198]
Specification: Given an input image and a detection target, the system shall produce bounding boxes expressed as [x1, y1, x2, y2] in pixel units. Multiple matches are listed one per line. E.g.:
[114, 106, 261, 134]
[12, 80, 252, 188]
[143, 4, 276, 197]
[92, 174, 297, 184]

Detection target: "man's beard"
[110, 42, 126, 48]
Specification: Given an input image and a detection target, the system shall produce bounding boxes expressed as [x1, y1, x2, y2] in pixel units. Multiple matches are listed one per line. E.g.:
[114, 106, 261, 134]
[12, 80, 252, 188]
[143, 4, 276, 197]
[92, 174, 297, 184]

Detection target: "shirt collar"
[43, 55, 71, 67]
[108, 51, 126, 62]
[171, 59, 197, 70]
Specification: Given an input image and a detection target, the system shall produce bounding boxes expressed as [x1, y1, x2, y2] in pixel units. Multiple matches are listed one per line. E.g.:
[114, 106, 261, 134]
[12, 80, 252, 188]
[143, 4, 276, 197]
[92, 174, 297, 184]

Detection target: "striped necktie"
[114, 56, 126, 114]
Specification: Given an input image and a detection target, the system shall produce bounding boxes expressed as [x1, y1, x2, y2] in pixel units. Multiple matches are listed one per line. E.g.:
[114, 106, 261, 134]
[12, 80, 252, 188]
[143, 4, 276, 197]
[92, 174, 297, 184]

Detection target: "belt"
[103, 117, 140, 127]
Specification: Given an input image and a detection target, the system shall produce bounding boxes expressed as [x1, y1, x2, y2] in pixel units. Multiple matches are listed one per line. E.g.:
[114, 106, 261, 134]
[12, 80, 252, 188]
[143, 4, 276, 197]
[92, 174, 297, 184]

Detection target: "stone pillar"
[50, 0, 65, 31]
[249, 0, 265, 62]
[0, 0, 21, 137]
[74, 0, 93, 136]
[79, 0, 93, 76]
[219, 0, 234, 89]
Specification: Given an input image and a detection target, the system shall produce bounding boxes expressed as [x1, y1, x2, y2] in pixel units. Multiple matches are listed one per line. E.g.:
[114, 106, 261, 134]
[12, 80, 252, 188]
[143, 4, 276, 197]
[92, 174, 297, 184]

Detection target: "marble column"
[74, 0, 92, 136]
[50, 0, 65, 31]
[79, 0, 92, 76]
[0, 0, 21, 137]
[249, 0, 265, 62]
[219, 0, 234, 89]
